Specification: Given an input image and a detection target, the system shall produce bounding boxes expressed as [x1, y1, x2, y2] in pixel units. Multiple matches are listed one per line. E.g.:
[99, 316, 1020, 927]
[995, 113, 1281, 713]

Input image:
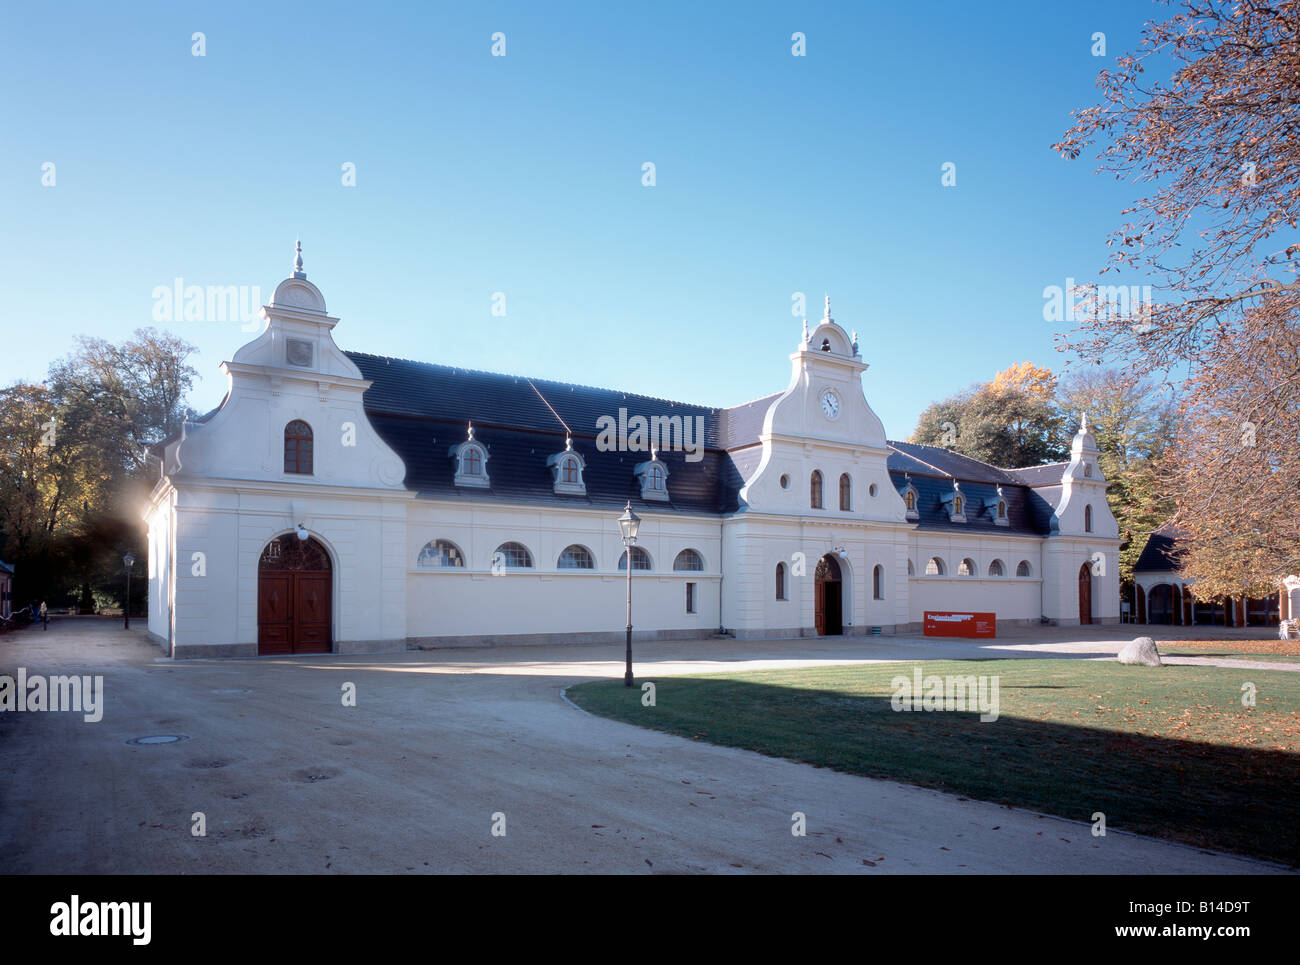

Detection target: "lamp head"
[617, 501, 640, 543]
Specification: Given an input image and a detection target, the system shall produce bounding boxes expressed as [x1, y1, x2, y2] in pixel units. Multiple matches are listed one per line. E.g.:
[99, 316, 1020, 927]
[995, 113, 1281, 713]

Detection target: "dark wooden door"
[1078, 563, 1092, 625]
[258, 574, 293, 654]
[257, 536, 332, 655]
[293, 574, 331, 653]
[814, 582, 826, 636]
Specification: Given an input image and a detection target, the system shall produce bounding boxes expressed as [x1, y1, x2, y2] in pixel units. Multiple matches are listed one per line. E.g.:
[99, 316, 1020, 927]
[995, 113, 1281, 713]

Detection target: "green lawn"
[567, 659, 1300, 866]
[1158, 638, 1300, 663]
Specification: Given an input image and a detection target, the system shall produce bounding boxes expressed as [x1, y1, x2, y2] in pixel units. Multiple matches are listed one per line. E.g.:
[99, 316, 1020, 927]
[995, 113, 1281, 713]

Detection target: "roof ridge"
[722, 390, 783, 411]
[887, 443, 953, 478]
[1004, 460, 1069, 471]
[344, 349, 717, 412]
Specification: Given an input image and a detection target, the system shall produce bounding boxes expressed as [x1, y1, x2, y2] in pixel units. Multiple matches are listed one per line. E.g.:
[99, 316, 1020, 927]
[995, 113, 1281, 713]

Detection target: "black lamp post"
[122, 552, 134, 629]
[618, 501, 641, 687]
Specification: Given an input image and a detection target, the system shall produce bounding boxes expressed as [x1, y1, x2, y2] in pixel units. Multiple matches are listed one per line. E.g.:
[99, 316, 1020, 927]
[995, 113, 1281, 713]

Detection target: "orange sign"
[923, 611, 996, 638]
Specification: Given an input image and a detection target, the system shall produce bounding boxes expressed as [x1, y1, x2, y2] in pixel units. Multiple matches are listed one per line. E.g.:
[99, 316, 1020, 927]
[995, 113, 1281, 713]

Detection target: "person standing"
[39, 600, 47, 630]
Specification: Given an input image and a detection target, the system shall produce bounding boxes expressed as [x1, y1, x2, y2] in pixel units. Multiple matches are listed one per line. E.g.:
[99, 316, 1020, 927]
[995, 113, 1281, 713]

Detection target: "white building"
[144, 250, 1120, 658]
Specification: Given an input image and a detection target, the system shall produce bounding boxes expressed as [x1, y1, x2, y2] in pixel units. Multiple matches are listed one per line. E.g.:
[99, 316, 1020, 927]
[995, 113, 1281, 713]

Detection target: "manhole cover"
[126, 735, 189, 745]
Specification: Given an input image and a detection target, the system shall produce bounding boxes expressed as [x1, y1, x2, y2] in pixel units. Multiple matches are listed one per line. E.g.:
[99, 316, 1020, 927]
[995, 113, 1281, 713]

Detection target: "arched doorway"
[815, 554, 843, 636]
[1146, 584, 1174, 624]
[1078, 562, 1092, 625]
[258, 535, 332, 655]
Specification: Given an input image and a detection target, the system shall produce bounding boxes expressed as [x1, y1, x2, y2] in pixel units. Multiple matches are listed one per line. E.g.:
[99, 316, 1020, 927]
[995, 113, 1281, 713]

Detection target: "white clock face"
[820, 390, 840, 420]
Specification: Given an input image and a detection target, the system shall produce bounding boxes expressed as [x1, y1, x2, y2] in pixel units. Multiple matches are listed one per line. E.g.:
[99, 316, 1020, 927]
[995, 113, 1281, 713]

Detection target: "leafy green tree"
[0, 328, 197, 610]
[910, 363, 1068, 467]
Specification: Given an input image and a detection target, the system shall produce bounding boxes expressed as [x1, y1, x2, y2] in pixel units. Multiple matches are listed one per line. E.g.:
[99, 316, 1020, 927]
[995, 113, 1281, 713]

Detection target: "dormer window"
[983, 485, 1010, 527]
[634, 449, 670, 502]
[450, 422, 490, 488]
[900, 477, 920, 520]
[940, 481, 967, 522]
[1084, 462, 1093, 478]
[1085, 504, 1093, 532]
[547, 437, 587, 495]
[820, 338, 831, 352]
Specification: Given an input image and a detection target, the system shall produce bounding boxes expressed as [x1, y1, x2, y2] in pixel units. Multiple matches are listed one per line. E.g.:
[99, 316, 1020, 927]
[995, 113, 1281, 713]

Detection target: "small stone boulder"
[1117, 636, 1162, 667]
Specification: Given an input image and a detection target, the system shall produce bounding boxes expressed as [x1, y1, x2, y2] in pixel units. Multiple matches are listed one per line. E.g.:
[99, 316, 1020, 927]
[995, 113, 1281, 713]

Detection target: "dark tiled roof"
[888, 471, 1045, 536]
[349, 353, 743, 514]
[348, 353, 721, 446]
[886, 441, 1018, 485]
[1134, 524, 1185, 573]
[1027, 485, 1063, 534]
[1004, 462, 1069, 488]
[717, 393, 781, 450]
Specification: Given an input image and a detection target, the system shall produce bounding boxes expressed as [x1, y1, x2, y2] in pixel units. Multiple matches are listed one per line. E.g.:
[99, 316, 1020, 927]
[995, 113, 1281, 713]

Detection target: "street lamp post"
[617, 501, 641, 688]
[122, 552, 135, 630]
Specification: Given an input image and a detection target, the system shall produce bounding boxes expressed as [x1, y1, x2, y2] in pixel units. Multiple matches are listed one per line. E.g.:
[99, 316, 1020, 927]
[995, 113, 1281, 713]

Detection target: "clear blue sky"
[0, 0, 1155, 436]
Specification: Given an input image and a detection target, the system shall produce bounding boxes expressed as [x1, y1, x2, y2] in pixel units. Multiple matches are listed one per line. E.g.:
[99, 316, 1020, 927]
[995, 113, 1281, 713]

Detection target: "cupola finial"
[1080, 412, 1089, 433]
[292, 239, 306, 279]
[824, 294, 831, 319]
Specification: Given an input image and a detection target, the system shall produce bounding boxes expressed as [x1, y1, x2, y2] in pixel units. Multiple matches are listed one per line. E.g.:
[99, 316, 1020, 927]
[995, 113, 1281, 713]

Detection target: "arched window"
[492, 542, 533, 569]
[775, 562, 787, 600]
[954, 495, 964, 515]
[958, 558, 977, 576]
[810, 470, 824, 509]
[673, 549, 704, 571]
[925, 557, 945, 576]
[557, 545, 594, 569]
[873, 564, 884, 600]
[988, 559, 1005, 577]
[998, 500, 1006, 519]
[839, 473, 852, 511]
[417, 539, 465, 568]
[284, 420, 313, 474]
[648, 464, 665, 491]
[1084, 504, 1093, 532]
[557, 457, 576, 484]
[618, 546, 652, 571]
[905, 491, 916, 512]
[1016, 560, 1032, 577]
[463, 447, 482, 476]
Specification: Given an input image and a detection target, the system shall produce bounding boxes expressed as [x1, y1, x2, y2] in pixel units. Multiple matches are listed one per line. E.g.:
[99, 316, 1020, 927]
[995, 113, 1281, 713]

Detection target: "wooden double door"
[258, 536, 332, 655]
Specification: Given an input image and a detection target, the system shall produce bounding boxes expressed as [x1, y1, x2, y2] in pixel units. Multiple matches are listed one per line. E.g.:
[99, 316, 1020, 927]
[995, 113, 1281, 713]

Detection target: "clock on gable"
[820, 389, 841, 421]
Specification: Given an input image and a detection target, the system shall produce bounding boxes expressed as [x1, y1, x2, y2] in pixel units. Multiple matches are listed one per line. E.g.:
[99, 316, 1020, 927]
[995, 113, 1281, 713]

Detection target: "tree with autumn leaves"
[911, 361, 1176, 585]
[1055, 0, 1300, 599]
[0, 329, 197, 611]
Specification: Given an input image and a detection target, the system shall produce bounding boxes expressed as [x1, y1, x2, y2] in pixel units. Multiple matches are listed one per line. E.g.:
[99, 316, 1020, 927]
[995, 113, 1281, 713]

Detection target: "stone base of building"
[407, 628, 716, 650]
